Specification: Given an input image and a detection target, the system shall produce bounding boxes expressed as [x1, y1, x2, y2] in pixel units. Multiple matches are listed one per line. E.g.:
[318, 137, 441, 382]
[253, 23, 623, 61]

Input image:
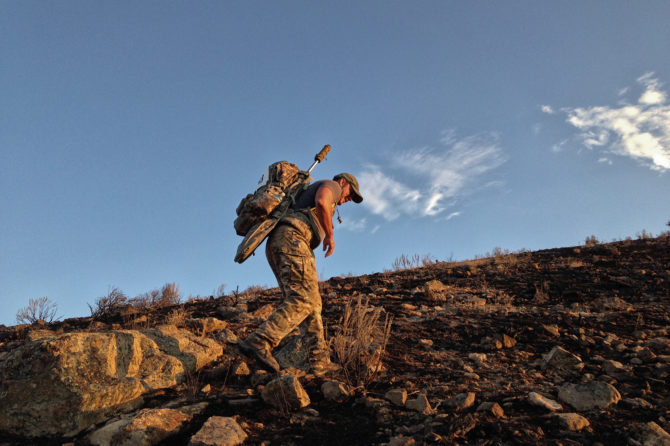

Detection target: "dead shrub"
[16, 297, 59, 324]
[130, 282, 181, 309]
[329, 297, 393, 390]
[584, 235, 599, 246]
[88, 286, 127, 319]
[159, 282, 181, 306]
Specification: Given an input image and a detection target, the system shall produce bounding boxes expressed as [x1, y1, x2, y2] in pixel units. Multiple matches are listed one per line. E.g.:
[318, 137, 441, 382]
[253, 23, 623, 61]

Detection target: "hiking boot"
[310, 361, 342, 378]
[238, 337, 281, 372]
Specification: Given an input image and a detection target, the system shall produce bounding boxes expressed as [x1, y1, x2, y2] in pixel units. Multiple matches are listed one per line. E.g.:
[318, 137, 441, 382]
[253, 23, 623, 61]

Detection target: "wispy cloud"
[358, 132, 506, 221]
[339, 217, 367, 232]
[541, 105, 555, 114]
[559, 73, 670, 171]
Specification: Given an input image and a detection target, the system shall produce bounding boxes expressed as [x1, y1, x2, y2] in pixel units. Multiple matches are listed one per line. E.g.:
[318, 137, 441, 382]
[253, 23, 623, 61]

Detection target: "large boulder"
[0, 326, 223, 437]
[558, 381, 621, 411]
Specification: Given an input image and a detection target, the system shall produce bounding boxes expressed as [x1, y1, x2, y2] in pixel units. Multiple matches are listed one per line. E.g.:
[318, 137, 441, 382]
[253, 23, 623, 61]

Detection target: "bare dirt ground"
[1, 236, 668, 445]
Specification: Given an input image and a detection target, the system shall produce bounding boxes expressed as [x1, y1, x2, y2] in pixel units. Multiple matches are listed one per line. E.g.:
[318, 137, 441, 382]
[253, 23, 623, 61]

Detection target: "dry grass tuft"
[165, 306, 188, 327]
[329, 297, 393, 390]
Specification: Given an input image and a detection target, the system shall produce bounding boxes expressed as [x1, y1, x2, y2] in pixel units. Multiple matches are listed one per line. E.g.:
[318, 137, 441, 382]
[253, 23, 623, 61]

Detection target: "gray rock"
[542, 324, 560, 337]
[468, 353, 487, 365]
[405, 393, 432, 414]
[113, 408, 192, 446]
[476, 402, 504, 418]
[558, 381, 621, 411]
[88, 416, 134, 446]
[385, 388, 408, 406]
[188, 416, 247, 446]
[602, 359, 632, 378]
[274, 335, 309, 371]
[321, 381, 351, 403]
[630, 421, 670, 446]
[441, 392, 476, 412]
[622, 397, 654, 409]
[261, 375, 310, 411]
[555, 413, 590, 431]
[527, 392, 562, 411]
[542, 346, 584, 374]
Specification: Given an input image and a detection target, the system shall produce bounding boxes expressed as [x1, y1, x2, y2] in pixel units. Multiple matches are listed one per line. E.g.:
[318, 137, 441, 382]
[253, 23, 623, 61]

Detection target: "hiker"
[239, 173, 363, 376]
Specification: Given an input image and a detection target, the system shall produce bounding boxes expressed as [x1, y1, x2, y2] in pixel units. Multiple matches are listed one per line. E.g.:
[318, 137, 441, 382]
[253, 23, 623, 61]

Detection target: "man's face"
[338, 181, 352, 205]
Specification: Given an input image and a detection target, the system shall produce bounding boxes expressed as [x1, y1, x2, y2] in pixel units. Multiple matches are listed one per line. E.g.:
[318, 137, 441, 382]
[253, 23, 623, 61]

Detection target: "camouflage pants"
[252, 221, 328, 363]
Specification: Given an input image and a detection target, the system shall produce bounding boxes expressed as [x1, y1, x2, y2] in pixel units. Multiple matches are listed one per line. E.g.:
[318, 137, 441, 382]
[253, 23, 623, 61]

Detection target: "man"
[239, 173, 363, 376]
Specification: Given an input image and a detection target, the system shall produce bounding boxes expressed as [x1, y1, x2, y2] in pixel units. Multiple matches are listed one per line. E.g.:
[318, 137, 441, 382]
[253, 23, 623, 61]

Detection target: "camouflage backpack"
[234, 161, 309, 236]
[234, 146, 331, 264]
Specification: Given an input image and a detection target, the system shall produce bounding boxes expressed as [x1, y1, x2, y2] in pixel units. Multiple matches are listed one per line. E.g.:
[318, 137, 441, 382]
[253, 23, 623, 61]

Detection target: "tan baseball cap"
[333, 173, 363, 203]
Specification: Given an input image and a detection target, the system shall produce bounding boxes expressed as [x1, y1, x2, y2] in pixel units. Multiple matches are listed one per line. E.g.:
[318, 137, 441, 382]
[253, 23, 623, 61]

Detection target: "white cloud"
[358, 133, 506, 220]
[561, 73, 670, 171]
[551, 139, 569, 153]
[598, 157, 613, 165]
[541, 105, 555, 114]
[339, 217, 367, 232]
[446, 211, 461, 220]
[357, 168, 421, 220]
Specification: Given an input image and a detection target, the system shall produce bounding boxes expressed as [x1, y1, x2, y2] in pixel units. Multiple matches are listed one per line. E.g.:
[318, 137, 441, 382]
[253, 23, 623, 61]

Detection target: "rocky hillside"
[0, 236, 669, 445]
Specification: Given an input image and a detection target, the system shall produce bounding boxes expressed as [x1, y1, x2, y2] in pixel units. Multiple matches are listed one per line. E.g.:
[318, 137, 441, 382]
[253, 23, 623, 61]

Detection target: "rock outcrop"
[0, 326, 222, 437]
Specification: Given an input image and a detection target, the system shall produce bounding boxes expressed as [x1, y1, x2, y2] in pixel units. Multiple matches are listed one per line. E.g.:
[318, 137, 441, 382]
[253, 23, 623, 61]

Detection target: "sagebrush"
[329, 297, 393, 389]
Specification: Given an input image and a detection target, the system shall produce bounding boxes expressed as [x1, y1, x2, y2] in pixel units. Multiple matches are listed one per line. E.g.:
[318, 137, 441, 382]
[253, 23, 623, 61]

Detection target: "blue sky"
[2, 1, 669, 326]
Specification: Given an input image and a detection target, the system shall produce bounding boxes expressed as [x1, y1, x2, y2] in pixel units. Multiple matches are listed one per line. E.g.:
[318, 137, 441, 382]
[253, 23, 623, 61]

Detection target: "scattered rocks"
[441, 392, 476, 412]
[554, 413, 590, 431]
[527, 392, 563, 411]
[261, 375, 311, 411]
[558, 381, 621, 411]
[189, 416, 247, 446]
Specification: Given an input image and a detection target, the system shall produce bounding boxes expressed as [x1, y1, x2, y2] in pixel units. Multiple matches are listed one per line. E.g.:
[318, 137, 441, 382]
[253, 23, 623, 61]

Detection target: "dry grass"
[391, 253, 434, 271]
[329, 297, 393, 390]
[165, 306, 188, 327]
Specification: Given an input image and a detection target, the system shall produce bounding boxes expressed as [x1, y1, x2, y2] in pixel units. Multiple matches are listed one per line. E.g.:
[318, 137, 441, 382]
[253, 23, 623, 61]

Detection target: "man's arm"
[314, 185, 336, 257]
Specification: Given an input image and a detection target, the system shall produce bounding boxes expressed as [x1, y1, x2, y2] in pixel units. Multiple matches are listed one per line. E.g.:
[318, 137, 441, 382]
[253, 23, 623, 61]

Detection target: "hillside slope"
[0, 236, 668, 445]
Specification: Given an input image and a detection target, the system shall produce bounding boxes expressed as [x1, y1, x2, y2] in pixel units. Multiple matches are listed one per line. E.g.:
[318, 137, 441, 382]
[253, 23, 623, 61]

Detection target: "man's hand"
[323, 235, 335, 257]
